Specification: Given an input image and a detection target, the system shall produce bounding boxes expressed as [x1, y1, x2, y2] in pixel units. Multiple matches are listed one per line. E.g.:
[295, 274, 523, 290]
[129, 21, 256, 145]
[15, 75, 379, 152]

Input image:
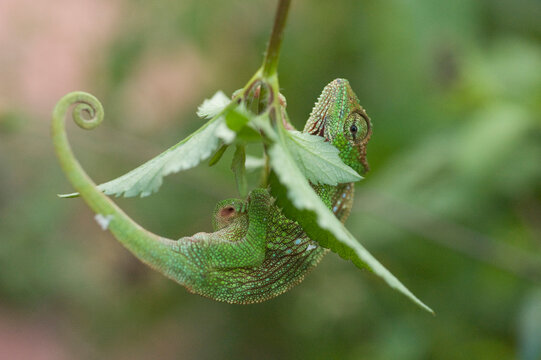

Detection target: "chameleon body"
[52, 79, 371, 304]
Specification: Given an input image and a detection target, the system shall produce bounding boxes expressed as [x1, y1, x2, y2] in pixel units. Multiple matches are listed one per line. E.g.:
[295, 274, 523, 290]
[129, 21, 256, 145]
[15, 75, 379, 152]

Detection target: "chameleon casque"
[52, 79, 371, 304]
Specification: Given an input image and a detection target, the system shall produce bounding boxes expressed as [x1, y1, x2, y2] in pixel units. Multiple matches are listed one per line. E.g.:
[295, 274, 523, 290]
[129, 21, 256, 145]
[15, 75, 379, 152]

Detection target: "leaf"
[225, 106, 251, 131]
[231, 145, 247, 197]
[226, 105, 263, 144]
[61, 90, 246, 198]
[208, 144, 229, 166]
[283, 131, 362, 186]
[235, 126, 262, 143]
[215, 119, 236, 143]
[196, 91, 231, 119]
[268, 140, 434, 314]
[61, 115, 235, 198]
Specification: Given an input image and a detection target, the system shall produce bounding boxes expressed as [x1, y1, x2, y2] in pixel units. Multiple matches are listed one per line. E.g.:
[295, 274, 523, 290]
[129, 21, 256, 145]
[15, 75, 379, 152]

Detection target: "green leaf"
[61, 115, 235, 198]
[226, 105, 264, 144]
[235, 126, 262, 143]
[283, 131, 362, 186]
[268, 140, 434, 314]
[231, 145, 247, 197]
[208, 144, 229, 167]
[61, 92, 240, 198]
[225, 106, 251, 131]
[196, 91, 231, 119]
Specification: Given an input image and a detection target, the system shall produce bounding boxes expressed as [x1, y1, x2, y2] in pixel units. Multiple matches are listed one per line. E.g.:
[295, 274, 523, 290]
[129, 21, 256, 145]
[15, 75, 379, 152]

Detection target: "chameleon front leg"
[173, 188, 271, 270]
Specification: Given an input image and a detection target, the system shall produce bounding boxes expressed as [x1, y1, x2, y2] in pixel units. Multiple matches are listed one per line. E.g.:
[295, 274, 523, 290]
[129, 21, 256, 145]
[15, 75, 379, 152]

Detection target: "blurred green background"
[1, 0, 541, 359]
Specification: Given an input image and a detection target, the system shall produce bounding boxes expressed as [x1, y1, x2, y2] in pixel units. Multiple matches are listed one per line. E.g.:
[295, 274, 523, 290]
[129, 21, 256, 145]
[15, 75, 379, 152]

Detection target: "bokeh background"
[1, 0, 541, 359]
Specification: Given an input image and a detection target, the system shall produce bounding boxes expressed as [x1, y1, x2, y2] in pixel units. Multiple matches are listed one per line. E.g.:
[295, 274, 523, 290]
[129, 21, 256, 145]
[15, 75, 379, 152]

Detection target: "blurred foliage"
[1, 0, 541, 358]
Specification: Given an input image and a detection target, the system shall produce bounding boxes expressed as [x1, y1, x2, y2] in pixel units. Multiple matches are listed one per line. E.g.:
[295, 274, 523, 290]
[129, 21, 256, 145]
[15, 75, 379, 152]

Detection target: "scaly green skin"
[52, 79, 371, 304]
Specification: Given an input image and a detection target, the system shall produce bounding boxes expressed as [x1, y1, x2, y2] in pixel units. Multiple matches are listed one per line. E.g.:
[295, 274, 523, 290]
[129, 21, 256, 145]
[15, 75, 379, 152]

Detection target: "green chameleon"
[52, 79, 371, 304]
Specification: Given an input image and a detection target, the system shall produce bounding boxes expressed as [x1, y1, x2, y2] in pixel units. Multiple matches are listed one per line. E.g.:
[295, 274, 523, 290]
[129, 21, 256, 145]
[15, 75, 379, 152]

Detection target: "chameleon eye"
[345, 111, 370, 141]
[360, 117, 370, 141]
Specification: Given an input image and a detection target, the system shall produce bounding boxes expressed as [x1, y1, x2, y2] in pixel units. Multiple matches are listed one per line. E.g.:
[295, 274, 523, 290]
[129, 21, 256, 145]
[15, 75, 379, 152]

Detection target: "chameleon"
[52, 78, 372, 304]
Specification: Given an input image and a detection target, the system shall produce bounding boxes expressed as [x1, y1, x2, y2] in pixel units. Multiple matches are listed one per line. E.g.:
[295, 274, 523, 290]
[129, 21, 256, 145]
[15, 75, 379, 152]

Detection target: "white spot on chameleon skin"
[94, 214, 113, 230]
[306, 244, 317, 251]
[294, 239, 301, 245]
[342, 193, 346, 198]
[333, 206, 338, 213]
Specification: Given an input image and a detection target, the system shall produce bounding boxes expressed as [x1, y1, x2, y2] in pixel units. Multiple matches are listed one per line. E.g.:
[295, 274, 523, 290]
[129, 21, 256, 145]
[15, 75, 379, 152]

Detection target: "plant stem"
[262, 0, 291, 77]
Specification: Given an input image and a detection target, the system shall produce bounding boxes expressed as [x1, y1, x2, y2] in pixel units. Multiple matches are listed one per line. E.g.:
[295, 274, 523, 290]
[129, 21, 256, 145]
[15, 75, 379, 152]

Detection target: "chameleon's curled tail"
[51, 92, 192, 284]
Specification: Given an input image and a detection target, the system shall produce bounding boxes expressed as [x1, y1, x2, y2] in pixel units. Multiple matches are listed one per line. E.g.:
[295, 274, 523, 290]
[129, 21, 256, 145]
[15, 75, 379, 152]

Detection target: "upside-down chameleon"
[52, 79, 371, 303]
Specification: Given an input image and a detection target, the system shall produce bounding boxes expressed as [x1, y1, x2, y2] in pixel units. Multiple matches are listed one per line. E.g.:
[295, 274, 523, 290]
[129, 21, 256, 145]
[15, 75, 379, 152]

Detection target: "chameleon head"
[304, 78, 372, 176]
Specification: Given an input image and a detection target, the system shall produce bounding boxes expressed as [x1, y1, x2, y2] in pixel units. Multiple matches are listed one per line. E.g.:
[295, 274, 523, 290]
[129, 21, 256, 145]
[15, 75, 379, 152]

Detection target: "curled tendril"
[72, 101, 103, 130]
[52, 91, 181, 280]
[58, 92, 104, 130]
[51, 91, 107, 198]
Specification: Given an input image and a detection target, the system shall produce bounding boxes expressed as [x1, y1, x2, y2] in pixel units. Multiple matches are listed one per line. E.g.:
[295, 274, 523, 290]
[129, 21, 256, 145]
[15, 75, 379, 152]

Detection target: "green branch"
[262, 0, 291, 77]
